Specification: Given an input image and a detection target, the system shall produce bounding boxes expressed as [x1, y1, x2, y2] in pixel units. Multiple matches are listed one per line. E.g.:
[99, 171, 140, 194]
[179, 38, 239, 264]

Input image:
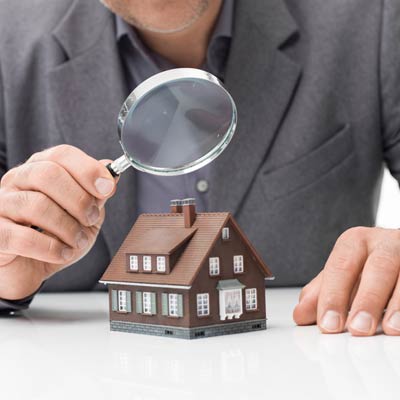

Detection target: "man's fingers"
[382, 274, 400, 335]
[293, 271, 323, 326]
[0, 190, 89, 250]
[317, 227, 369, 334]
[348, 242, 400, 336]
[0, 217, 75, 265]
[26, 145, 116, 199]
[1, 161, 101, 227]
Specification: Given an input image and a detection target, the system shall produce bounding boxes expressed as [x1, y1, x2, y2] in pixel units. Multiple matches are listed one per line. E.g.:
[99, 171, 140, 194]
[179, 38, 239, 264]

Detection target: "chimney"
[170, 199, 183, 213]
[182, 198, 196, 228]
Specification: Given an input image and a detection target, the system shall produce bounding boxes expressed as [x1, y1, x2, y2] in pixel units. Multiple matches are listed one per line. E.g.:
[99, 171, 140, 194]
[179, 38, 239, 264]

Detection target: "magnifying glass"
[106, 68, 237, 177]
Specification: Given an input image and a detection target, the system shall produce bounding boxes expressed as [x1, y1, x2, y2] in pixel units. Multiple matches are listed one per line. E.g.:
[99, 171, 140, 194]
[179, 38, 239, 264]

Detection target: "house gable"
[190, 215, 273, 284]
[188, 216, 272, 327]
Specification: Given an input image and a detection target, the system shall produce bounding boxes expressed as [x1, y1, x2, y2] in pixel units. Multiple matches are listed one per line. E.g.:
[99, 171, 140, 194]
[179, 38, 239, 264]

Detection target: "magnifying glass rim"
[117, 67, 237, 176]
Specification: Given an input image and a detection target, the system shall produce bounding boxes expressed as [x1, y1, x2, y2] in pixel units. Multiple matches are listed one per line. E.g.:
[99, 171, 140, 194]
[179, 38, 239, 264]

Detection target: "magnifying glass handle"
[106, 155, 131, 177]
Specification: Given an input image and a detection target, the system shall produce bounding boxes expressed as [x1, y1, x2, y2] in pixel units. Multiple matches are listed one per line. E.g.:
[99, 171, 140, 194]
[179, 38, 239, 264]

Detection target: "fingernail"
[76, 231, 89, 249]
[95, 177, 114, 196]
[320, 310, 341, 332]
[61, 247, 74, 261]
[86, 205, 100, 225]
[350, 311, 373, 333]
[387, 311, 400, 332]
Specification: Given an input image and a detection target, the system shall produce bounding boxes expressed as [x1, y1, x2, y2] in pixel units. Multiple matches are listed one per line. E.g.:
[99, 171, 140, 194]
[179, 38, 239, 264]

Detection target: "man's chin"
[98, 0, 210, 35]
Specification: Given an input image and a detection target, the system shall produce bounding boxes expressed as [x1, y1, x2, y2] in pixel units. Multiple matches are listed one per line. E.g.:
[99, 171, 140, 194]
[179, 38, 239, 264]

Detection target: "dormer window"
[222, 227, 230, 240]
[209, 257, 220, 276]
[233, 255, 244, 273]
[143, 256, 152, 271]
[129, 255, 138, 271]
[157, 256, 166, 272]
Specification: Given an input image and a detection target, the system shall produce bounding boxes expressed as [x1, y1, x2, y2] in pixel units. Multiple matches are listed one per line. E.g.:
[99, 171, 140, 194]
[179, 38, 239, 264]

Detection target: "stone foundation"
[110, 319, 266, 339]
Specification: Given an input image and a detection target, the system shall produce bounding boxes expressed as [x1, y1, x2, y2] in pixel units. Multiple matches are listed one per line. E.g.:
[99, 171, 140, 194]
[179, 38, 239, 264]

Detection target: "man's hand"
[293, 227, 400, 336]
[0, 145, 117, 301]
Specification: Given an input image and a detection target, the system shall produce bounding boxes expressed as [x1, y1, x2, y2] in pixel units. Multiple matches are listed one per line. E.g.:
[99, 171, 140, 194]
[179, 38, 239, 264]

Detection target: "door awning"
[216, 279, 246, 291]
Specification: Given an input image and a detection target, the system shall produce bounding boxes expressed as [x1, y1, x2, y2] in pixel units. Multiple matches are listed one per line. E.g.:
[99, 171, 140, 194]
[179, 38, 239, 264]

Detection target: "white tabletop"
[1, 288, 399, 400]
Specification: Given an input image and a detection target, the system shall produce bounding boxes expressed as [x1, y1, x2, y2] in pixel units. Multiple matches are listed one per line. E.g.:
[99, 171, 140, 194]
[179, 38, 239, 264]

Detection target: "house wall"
[108, 284, 191, 328]
[189, 219, 267, 327]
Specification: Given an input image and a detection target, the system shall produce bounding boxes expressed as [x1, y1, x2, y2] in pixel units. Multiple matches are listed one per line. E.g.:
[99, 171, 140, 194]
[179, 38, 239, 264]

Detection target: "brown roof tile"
[100, 212, 273, 287]
[125, 227, 197, 255]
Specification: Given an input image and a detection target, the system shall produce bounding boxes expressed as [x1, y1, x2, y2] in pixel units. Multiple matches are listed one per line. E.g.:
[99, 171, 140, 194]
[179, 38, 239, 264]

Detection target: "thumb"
[97, 159, 120, 208]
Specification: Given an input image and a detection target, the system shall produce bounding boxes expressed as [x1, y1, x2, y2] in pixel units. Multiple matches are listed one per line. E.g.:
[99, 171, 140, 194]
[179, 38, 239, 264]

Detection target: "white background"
[376, 168, 400, 228]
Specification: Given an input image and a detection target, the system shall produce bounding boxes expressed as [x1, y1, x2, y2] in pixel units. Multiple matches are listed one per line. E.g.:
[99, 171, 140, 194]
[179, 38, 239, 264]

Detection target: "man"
[0, 0, 400, 337]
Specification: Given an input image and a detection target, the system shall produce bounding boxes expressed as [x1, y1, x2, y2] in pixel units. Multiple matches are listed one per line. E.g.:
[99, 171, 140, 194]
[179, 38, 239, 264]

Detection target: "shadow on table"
[0, 308, 107, 324]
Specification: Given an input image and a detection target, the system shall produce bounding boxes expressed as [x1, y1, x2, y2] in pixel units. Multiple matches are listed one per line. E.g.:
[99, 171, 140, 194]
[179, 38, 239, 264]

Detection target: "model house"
[100, 198, 274, 339]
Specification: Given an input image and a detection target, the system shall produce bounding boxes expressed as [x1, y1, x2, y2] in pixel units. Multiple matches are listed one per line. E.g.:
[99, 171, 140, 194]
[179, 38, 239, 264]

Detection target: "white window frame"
[222, 227, 230, 240]
[245, 288, 257, 311]
[143, 256, 152, 271]
[168, 293, 178, 317]
[209, 257, 220, 276]
[157, 256, 166, 272]
[197, 293, 210, 317]
[118, 290, 127, 312]
[129, 255, 138, 271]
[233, 255, 244, 273]
[143, 292, 152, 314]
[219, 288, 243, 320]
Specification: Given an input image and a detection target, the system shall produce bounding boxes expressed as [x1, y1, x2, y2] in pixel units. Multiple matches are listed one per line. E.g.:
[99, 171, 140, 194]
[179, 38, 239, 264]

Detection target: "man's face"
[100, 0, 211, 33]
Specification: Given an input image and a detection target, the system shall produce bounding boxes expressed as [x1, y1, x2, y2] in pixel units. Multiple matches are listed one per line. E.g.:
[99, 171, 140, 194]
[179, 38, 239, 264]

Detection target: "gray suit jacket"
[1, 0, 400, 308]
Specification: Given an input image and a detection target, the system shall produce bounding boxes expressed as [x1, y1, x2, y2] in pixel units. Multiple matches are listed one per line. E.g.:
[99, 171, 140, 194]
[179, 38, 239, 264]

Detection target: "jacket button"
[196, 179, 209, 193]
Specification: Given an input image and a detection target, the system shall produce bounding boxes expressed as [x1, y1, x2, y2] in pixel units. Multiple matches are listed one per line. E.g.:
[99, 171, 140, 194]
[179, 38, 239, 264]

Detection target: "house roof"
[125, 227, 197, 255]
[100, 212, 273, 287]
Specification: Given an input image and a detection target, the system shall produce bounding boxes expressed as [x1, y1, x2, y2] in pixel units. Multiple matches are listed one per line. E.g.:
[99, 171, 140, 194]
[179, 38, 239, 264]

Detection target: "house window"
[197, 293, 210, 316]
[112, 290, 131, 313]
[129, 255, 138, 271]
[209, 257, 220, 276]
[143, 292, 152, 314]
[221, 289, 242, 319]
[168, 294, 178, 316]
[157, 256, 166, 272]
[162, 293, 183, 317]
[118, 290, 127, 312]
[233, 255, 244, 273]
[222, 227, 230, 240]
[143, 256, 152, 271]
[246, 288, 257, 310]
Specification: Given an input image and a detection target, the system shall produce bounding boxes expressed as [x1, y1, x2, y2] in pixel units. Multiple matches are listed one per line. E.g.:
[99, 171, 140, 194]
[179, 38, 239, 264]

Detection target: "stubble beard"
[99, 0, 210, 34]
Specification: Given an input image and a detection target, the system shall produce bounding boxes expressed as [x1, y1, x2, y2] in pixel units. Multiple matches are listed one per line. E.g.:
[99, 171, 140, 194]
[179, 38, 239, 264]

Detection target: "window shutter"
[177, 294, 183, 317]
[161, 293, 168, 316]
[126, 291, 132, 313]
[151, 292, 157, 315]
[136, 291, 143, 314]
[111, 290, 118, 312]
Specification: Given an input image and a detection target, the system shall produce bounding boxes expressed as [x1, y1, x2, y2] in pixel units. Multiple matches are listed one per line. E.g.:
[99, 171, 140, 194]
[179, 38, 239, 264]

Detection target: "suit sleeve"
[0, 292, 38, 313]
[380, 0, 400, 180]
[0, 60, 36, 312]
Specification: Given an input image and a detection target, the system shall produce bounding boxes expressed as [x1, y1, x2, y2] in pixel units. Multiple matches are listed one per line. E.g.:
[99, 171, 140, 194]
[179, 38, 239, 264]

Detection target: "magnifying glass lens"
[108, 69, 237, 177]
[122, 78, 234, 173]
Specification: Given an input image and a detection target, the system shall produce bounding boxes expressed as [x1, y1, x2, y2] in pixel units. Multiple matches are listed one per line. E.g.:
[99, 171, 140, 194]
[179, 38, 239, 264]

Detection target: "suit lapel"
[46, 0, 301, 254]
[210, 0, 302, 214]
[48, 0, 136, 257]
